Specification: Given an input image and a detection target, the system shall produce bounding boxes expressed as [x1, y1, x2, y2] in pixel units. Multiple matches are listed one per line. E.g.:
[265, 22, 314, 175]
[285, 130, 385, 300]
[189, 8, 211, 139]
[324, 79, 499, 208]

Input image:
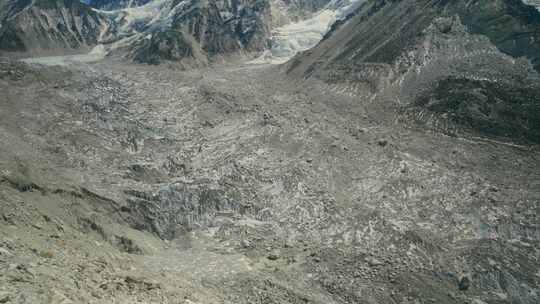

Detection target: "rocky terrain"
[287, 0, 540, 143]
[1, 0, 540, 304]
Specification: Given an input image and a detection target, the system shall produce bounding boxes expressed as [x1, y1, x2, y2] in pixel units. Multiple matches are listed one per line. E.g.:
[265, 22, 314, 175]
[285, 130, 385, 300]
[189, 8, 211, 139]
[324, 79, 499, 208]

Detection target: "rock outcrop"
[125, 181, 244, 240]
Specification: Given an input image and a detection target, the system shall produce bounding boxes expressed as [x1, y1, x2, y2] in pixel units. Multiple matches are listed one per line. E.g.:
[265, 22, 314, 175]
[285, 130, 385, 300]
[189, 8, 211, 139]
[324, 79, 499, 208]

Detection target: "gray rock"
[377, 140, 388, 147]
[367, 258, 384, 267]
[458, 276, 470, 291]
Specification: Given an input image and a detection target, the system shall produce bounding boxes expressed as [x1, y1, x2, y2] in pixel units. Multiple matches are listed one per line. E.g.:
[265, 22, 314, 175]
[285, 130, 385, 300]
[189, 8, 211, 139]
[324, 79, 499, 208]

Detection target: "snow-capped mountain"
[3, 0, 537, 66]
[0, 0, 273, 63]
[0, 0, 361, 65]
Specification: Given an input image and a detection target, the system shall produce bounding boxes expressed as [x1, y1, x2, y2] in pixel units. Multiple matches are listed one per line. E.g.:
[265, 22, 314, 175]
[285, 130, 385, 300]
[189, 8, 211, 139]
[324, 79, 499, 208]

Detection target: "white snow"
[250, 0, 365, 64]
[251, 9, 336, 64]
[97, 0, 189, 35]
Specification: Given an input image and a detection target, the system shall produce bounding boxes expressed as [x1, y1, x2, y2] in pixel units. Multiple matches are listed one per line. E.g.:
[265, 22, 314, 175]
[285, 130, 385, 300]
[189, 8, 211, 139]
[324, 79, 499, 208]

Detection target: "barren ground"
[0, 58, 539, 303]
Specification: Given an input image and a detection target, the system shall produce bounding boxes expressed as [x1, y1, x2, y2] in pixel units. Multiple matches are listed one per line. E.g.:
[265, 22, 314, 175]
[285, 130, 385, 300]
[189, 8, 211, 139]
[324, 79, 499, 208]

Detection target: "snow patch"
[250, 0, 365, 64]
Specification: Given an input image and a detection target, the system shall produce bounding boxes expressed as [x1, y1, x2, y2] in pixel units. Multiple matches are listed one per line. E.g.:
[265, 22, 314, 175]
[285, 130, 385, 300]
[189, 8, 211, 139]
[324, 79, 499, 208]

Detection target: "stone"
[0, 292, 11, 303]
[241, 239, 251, 248]
[435, 17, 454, 34]
[267, 250, 280, 260]
[367, 258, 384, 266]
[458, 276, 470, 291]
[267, 254, 279, 261]
[0, 248, 12, 257]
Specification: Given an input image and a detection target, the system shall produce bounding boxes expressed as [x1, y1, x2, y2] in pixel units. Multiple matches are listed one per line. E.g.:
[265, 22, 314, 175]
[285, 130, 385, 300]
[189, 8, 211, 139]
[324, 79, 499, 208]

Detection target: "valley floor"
[0, 58, 539, 303]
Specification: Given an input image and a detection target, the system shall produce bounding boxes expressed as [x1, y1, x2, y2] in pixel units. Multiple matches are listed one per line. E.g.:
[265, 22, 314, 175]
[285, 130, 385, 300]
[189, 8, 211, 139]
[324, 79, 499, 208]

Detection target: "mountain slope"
[0, 0, 113, 54]
[0, 0, 277, 63]
[0, 0, 33, 24]
[287, 0, 540, 143]
[118, 0, 273, 64]
[0, 0, 354, 64]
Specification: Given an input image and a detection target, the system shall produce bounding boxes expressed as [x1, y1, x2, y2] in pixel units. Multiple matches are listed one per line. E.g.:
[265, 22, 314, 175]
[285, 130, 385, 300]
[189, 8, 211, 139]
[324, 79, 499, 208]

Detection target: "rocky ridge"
[287, 0, 540, 143]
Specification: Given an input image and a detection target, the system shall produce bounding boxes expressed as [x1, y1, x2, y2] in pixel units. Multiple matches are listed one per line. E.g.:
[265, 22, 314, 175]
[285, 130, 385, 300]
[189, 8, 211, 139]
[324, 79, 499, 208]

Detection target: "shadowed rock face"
[0, 0, 112, 53]
[225, 0, 273, 52]
[130, 29, 202, 65]
[287, 0, 540, 143]
[178, 0, 270, 54]
[412, 77, 540, 142]
[125, 0, 273, 64]
[455, 0, 540, 73]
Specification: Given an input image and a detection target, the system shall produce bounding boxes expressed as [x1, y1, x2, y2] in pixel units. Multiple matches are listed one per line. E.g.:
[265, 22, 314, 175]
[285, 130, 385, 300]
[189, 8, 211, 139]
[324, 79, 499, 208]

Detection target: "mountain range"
[0, 0, 340, 63]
